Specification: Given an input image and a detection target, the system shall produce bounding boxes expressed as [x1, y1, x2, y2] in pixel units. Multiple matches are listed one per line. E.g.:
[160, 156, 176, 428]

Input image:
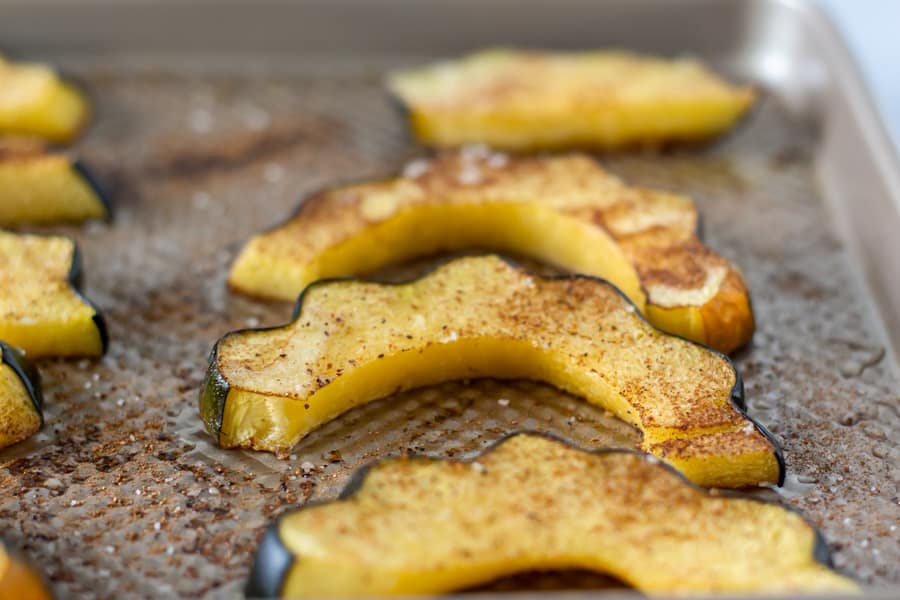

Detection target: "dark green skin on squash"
[72, 159, 113, 222]
[244, 432, 831, 598]
[68, 239, 109, 355]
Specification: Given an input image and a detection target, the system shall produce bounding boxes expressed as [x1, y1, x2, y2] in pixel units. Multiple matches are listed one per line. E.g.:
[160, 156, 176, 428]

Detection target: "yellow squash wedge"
[0, 540, 53, 600]
[230, 152, 753, 353]
[204, 255, 778, 488]
[387, 49, 754, 151]
[0, 56, 89, 143]
[0, 341, 43, 450]
[246, 433, 854, 597]
[0, 231, 107, 358]
[0, 137, 109, 225]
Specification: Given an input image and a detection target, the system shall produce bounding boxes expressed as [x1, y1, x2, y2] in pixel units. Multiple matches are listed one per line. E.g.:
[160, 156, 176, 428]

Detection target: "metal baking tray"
[0, 0, 897, 597]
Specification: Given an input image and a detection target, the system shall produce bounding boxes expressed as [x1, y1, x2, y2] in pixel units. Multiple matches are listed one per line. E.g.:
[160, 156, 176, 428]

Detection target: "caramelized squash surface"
[0, 231, 106, 358]
[230, 153, 753, 353]
[387, 49, 754, 151]
[206, 256, 777, 488]
[247, 434, 853, 597]
[0, 341, 43, 450]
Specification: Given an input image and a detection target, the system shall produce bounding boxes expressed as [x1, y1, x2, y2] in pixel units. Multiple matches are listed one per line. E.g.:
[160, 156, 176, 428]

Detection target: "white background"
[820, 0, 900, 151]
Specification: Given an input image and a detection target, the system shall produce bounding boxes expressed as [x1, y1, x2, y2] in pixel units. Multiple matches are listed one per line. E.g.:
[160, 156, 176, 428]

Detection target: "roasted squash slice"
[0, 137, 109, 225]
[386, 49, 755, 151]
[205, 255, 778, 488]
[0, 540, 53, 600]
[0, 231, 107, 358]
[0, 341, 43, 450]
[246, 433, 854, 597]
[0, 56, 89, 144]
[229, 153, 753, 353]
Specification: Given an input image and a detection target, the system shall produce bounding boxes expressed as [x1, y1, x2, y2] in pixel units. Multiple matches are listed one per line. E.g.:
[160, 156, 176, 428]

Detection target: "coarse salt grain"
[189, 108, 213, 133]
[154, 522, 161, 531]
[300, 461, 315, 473]
[471, 461, 486, 473]
[402, 159, 431, 179]
[208, 487, 219, 495]
[497, 398, 510, 407]
[264, 163, 285, 183]
[192, 191, 211, 209]
[487, 153, 508, 169]
[460, 144, 491, 160]
[242, 105, 271, 131]
[457, 164, 482, 186]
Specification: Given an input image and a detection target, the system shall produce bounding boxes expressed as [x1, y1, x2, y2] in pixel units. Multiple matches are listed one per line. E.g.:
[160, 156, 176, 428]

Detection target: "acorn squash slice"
[0, 341, 43, 450]
[0, 56, 89, 144]
[386, 49, 755, 151]
[0, 540, 53, 600]
[229, 153, 753, 353]
[205, 255, 778, 488]
[246, 433, 854, 598]
[0, 137, 109, 225]
[0, 231, 107, 358]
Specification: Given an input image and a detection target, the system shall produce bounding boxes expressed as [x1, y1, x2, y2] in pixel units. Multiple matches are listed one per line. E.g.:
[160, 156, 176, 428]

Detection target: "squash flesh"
[209, 256, 778, 487]
[232, 201, 644, 311]
[229, 153, 753, 353]
[0, 232, 105, 358]
[0, 139, 108, 224]
[0, 345, 41, 450]
[257, 434, 854, 596]
[0, 57, 88, 143]
[388, 49, 754, 151]
[0, 542, 53, 600]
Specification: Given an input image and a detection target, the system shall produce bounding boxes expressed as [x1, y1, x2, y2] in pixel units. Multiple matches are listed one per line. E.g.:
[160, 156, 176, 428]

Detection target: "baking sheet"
[0, 0, 898, 598]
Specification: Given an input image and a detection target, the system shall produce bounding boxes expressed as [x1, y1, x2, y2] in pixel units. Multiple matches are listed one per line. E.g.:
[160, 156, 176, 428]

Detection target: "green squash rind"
[71, 159, 113, 222]
[67, 238, 109, 355]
